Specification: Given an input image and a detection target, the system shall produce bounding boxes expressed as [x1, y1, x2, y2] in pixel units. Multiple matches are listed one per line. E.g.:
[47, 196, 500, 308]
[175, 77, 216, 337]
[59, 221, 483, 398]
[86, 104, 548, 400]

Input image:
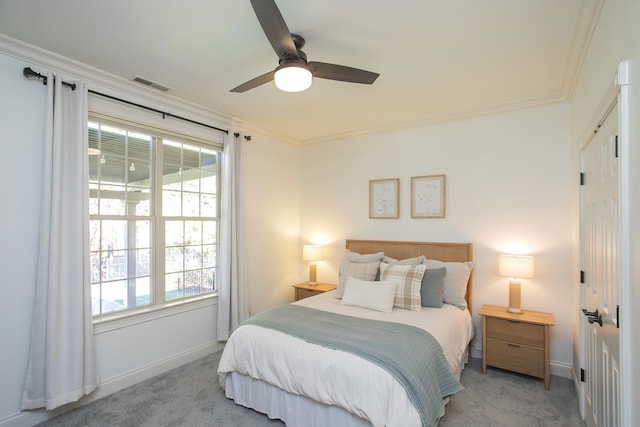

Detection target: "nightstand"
[479, 304, 555, 390]
[292, 282, 337, 301]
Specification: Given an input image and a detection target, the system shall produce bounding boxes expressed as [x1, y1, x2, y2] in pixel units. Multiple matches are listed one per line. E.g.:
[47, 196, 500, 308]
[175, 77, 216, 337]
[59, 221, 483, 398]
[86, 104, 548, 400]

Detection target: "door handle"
[582, 308, 603, 327]
[587, 313, 603, 326]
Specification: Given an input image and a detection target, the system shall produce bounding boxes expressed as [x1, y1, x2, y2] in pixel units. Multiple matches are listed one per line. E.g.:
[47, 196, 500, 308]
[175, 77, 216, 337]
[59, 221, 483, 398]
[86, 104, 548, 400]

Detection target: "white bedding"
[218, 290, 474, 427]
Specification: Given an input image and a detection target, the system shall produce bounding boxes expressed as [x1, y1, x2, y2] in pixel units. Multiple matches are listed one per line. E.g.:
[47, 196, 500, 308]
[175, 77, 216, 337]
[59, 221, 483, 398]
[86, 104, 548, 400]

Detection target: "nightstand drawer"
[296, 288, 321, 300]
[486, 317, 544, 348]
[292, 282, 337, 301]
[486, 339, 545, 378]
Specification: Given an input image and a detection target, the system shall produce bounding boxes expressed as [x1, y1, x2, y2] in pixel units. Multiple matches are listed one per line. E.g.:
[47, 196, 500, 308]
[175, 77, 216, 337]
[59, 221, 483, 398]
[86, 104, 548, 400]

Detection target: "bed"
[218, 239, 475, 427]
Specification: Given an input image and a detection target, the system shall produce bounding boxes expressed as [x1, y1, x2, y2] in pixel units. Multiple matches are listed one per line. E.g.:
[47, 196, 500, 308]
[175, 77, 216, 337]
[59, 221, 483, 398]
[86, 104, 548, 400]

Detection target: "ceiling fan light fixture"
[229, 1, 379, 93]
[274, 63, 312, 92]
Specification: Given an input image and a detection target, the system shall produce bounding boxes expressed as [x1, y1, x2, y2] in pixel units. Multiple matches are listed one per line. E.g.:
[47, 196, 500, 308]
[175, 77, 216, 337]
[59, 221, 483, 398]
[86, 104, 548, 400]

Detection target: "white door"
[617, 57, 640, 426]
[581, 102, 621, 427]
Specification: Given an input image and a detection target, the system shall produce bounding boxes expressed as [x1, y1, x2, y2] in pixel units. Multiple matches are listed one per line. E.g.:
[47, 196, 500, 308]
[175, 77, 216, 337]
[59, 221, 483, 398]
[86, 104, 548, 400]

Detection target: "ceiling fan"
[231, 0, 380, 93]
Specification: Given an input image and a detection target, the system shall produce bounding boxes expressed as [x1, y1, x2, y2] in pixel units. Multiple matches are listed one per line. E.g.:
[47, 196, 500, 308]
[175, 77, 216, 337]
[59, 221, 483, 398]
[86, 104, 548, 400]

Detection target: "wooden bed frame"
[345, 239, 474, 313]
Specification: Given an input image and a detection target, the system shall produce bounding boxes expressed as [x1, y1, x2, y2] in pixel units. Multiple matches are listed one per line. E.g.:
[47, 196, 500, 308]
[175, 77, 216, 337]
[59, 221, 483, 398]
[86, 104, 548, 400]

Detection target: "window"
[88, 115, 221, 317]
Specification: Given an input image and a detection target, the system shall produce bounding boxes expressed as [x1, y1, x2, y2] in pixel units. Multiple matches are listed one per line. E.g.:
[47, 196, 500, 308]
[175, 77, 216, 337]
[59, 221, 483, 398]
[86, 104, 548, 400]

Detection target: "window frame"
[88, 98, 224, 324]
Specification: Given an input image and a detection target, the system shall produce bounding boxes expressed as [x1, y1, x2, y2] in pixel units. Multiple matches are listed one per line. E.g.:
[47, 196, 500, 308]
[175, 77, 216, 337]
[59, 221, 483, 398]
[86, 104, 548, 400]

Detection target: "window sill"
[93, 293, 218, 334]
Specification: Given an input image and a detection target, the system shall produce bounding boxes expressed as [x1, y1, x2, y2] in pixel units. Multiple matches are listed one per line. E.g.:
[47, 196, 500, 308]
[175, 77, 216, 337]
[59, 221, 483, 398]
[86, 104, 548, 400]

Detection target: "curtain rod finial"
[23, 66, 47, 84]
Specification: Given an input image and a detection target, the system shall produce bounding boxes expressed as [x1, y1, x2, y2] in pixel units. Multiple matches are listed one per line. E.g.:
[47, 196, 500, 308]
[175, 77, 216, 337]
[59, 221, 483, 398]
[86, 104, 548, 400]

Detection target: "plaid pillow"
[336, 260, 381, 298]
[380, 262, 426, 311]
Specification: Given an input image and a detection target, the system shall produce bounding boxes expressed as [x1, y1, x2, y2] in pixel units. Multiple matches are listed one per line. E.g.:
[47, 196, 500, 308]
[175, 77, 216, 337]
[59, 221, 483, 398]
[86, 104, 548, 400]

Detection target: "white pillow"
[340, 276, 398, 313]
[379, 262, 426, 311]
[425, 260, 474, 309]
[336, 260, 381, 298]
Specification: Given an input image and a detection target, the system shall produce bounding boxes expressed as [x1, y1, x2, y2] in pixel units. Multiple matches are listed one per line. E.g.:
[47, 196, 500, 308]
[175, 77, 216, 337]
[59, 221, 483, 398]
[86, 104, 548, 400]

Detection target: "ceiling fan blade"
[230, 70, 276, 93]
[309, 62, 379, 85]
[250, 0, 298, 61]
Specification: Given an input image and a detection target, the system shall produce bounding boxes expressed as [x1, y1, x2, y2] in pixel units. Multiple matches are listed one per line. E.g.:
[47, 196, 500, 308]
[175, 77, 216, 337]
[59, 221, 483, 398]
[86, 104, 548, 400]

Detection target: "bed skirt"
[225, 372, 372, 427]
[223, 349, 468, 426]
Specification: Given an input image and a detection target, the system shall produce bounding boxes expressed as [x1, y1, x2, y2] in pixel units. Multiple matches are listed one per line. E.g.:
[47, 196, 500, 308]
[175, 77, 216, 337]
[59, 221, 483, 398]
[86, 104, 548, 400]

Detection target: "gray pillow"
[382, 255, 426, 265]
[420, 267, 446, 308]
[344, 249, 384, 263]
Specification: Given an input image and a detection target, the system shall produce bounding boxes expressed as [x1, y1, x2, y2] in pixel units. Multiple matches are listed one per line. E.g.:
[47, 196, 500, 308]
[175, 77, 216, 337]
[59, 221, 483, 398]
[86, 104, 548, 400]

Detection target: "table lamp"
[499, 254, 534, 314]
[303, 245, 323, 285]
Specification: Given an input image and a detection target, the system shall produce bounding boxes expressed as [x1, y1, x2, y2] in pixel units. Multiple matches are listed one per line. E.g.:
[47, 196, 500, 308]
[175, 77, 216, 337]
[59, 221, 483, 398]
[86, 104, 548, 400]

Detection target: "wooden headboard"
[345, 239, 474, 312]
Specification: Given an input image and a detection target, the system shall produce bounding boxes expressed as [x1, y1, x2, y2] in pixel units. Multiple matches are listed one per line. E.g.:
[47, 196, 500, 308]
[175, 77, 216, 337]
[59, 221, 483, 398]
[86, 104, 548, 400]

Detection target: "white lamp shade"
[498, 254, 534, 278]
[274, 64, 312, 92]
[303, 245, 323, 261]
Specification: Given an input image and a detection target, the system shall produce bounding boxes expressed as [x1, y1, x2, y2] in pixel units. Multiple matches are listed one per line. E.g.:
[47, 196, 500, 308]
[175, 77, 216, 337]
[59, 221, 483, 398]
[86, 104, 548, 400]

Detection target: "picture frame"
[411, 174, 446, 218]
[369, 178, 400, 219]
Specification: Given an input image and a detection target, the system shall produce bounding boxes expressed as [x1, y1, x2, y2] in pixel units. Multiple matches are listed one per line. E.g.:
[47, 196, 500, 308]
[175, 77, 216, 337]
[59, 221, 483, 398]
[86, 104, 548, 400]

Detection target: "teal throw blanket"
[242, 304, 462, 427]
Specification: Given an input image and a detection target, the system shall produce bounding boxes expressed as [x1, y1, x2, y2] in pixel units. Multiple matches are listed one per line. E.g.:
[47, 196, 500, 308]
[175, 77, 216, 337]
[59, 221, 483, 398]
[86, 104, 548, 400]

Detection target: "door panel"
[581, 103, 621, 427]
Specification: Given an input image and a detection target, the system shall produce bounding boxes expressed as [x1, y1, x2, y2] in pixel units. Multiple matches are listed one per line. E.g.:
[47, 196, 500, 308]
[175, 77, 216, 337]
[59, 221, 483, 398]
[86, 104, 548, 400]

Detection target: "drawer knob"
[507, 343, 521, 348]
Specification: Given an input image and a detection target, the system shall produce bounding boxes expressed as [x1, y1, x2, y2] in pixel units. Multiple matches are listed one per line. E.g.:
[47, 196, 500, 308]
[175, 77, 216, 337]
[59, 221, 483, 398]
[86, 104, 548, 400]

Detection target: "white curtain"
[22, 73, 99, 410]
[217, 132, 248, 341]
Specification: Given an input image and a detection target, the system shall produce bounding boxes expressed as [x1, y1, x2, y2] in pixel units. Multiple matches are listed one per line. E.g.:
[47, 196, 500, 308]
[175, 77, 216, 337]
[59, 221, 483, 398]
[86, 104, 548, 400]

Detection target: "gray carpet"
[37, 351, 584, 427]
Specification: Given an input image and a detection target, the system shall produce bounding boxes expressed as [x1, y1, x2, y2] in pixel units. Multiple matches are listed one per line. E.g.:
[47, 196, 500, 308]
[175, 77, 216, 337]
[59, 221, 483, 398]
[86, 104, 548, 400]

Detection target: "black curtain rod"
[23, 66, 229, 135]
[23, 66, 76, 90]
[87, 90, 228, 134]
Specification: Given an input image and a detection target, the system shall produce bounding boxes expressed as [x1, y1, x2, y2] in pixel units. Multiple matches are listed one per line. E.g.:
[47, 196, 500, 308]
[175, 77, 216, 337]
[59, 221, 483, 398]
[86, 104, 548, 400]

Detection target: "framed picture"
[411, 174, 446, 218]
[369, 178, 399, 219]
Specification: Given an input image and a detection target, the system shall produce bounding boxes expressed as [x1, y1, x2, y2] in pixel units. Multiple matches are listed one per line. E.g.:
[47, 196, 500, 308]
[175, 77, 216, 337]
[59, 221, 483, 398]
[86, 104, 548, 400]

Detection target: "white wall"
[243, 130, 301, 315]
[299, 103, 574, 376]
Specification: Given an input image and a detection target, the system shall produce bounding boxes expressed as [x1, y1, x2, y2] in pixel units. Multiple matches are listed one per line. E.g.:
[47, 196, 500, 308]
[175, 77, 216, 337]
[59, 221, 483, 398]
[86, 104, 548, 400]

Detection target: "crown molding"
[561, 0, 606, 101]
[301, 95, 568, 145]
[0, 33, 234, 132]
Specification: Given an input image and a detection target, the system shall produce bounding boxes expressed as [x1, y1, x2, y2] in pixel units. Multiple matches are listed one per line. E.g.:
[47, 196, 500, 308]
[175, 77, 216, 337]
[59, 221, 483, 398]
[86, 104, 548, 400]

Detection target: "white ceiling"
[0, 0, 599, 143]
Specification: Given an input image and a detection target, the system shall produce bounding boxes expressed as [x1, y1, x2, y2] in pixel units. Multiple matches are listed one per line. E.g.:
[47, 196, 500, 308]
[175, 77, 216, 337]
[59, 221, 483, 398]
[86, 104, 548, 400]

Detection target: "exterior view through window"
[88, 117, 220, 317]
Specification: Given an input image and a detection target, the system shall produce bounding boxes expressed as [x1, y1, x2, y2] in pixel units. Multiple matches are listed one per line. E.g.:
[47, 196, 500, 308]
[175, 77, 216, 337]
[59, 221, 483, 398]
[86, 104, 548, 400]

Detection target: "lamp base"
[508, 280, 522, 314]
[308, 263, 317, 286]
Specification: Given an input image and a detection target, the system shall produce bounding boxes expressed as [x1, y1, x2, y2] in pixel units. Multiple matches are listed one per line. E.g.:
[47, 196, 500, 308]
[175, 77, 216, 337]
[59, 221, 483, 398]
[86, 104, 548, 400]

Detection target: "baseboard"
[550, 361, 573, 379]
[0, 341, 224, 427]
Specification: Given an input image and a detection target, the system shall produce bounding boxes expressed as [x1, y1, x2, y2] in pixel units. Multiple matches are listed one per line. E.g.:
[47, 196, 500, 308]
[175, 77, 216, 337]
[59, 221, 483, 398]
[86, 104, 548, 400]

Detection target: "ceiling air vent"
[133, 76, 171, 92]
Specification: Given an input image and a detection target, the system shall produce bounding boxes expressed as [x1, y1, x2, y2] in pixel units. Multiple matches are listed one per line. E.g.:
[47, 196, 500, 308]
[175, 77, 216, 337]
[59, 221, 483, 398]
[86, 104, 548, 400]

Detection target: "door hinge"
[580, 270, 585, 284]
[615, 135, 619, 158]
[581, 368, 585, 382]
[617, 305, 620, 329]
[580, 172, 585, 186]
